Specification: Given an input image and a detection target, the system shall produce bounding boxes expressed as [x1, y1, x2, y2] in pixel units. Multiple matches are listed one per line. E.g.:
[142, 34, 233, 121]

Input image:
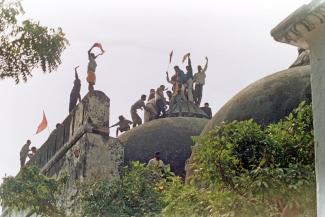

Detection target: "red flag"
[169, 50, 173, 64]
[35, 111, 48, 134]
[93, 42, 105, 53]
[182, 52, 190, 63]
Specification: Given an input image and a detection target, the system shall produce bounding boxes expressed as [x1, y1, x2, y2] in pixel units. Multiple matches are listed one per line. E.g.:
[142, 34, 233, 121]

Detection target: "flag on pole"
[169, 50, 173, 64]
[35, 111, 48, 134]
[182, 52, 190, 63]
[93, 42, 105, 53]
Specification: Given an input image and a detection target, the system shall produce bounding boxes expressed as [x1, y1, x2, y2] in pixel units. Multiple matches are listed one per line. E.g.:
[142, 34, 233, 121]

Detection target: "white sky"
[0, 0, 311, 180]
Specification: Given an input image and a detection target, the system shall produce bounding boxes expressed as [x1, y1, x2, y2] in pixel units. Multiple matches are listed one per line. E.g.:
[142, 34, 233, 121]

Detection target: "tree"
[0, 166, 67, 217]
[0, 0, 69, 83]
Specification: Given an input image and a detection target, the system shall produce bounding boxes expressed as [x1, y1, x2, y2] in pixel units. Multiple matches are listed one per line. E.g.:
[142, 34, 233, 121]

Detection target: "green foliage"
[0, 103, 316, 216]
[81, 161, 171, 217]
[0, 166, 67, 217]
[0, 0, 69, 83]
[174, 102, 316, 216]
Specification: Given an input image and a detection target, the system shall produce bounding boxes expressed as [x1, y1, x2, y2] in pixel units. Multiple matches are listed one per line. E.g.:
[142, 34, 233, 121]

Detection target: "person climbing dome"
[148, 88, 156, 101]
[144, 97, 157, 123]
[200, 102, 212, 119]
[87, 43, 105, 92]
[130, 94, 147, 128]
[147, 151, 165, 168]
[69, 66, 82, 113]
[20, 140, 31, 167]
[110, 115, 133, 137]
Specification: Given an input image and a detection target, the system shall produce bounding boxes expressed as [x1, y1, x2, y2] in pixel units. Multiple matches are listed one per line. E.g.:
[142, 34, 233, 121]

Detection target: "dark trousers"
[194, 84, 203, 106]
[156, 99, 166, 118]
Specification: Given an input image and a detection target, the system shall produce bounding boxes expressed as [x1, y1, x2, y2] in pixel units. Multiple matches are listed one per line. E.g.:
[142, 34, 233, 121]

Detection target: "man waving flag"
[35, 111, 48, 134]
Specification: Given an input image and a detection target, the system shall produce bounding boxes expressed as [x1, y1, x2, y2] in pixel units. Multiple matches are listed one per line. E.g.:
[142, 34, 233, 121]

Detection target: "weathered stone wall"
[3, 91, 124, 216]
[58, 134, 123, 215]
[27, 91, 111, 176]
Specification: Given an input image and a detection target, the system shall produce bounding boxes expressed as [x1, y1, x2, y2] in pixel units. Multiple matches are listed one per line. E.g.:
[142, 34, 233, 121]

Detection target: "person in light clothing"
[130, 95, 147, 127]
[194, 56, 208, 106]
[87, 43, 104, 92]
[147, 152, 165, 168]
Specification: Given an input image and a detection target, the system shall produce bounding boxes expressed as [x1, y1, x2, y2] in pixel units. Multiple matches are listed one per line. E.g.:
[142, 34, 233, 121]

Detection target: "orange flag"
[94, 42, 105, 53]
[35, 111, 48, 134]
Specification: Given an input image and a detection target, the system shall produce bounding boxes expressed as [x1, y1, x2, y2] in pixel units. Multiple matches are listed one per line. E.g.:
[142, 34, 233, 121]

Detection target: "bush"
[0, 166, 66, 217]
[81, 161, 172, 217]
[174, 102, 316, 216]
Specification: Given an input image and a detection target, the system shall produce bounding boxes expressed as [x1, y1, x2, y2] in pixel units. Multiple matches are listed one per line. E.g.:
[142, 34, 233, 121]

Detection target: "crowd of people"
[110, 53, 212, 137]
[19, 44, 213, 166]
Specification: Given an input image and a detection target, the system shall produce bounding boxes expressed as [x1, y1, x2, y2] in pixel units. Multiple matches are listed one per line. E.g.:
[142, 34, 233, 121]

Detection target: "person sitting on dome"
[200, 102, 212, 119]
[110, 115, 133, 137]
[194, 56, 208, 106]
[131, 94, 147, 128]
[147, 151, 165, 169]
[87, 43, 104, 92]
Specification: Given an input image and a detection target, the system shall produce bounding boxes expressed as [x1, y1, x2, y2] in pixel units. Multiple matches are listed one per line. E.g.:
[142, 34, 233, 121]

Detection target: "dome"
[118, 117, 208, 176]
[185, 65, 311, 182]
[202, 65, 311, 134]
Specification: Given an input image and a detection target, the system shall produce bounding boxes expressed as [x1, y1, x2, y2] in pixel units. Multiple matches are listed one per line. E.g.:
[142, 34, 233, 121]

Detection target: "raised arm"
[187, 55, 192, 71]
[88, 45, 94, 57]
[74, 66, 79, 78]
[166, 72, 172, 84]
[202, 56, 208, 72]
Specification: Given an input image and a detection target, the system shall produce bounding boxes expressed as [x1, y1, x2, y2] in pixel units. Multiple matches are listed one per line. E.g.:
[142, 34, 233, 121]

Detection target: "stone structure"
[2, 91, 125, 216]
[119, 117, 208, 177]
[185, 65, 312, 183]
[167, 101, 210, 118]
[271, 1, 325, 215]
[202, 65, 311, 133]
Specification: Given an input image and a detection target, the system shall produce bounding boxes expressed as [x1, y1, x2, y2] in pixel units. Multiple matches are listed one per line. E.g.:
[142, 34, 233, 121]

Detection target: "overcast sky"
[0, 0, 311, 181]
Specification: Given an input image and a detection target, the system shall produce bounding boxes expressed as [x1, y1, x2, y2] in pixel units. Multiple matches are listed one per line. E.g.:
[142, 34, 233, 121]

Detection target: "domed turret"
[118, 117, 208, 176]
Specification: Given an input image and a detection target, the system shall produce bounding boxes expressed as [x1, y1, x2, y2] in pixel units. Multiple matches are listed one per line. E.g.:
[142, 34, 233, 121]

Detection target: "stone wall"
[3, 91, 125, 216]
[27, 91, 111, 177]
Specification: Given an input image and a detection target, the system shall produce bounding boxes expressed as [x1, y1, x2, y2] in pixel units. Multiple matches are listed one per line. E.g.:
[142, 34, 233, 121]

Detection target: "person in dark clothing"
[183, 53, 194, 102]
[200, 102, 212, 119]
[155, 85, 167, 118]
[20, 140, 31, 167]
[69, 66, 82, 113]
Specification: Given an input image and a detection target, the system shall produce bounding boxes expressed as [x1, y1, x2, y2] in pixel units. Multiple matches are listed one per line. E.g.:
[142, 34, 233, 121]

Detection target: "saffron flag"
[35, 111, 48, 134]
[169, 50, 173, 64]
[94, 42, 105, 53]
[182, 52, 190, 63]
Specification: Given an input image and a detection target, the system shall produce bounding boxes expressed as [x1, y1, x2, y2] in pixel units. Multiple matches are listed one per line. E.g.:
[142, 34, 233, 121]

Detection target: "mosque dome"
[185, 65, 311, 181]
[118, 117, 208, 176]
[201, 65, 311, 134]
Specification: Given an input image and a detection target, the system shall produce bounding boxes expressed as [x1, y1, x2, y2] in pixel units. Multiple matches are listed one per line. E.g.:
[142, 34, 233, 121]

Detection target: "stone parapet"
[271, 2, 325, 48]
